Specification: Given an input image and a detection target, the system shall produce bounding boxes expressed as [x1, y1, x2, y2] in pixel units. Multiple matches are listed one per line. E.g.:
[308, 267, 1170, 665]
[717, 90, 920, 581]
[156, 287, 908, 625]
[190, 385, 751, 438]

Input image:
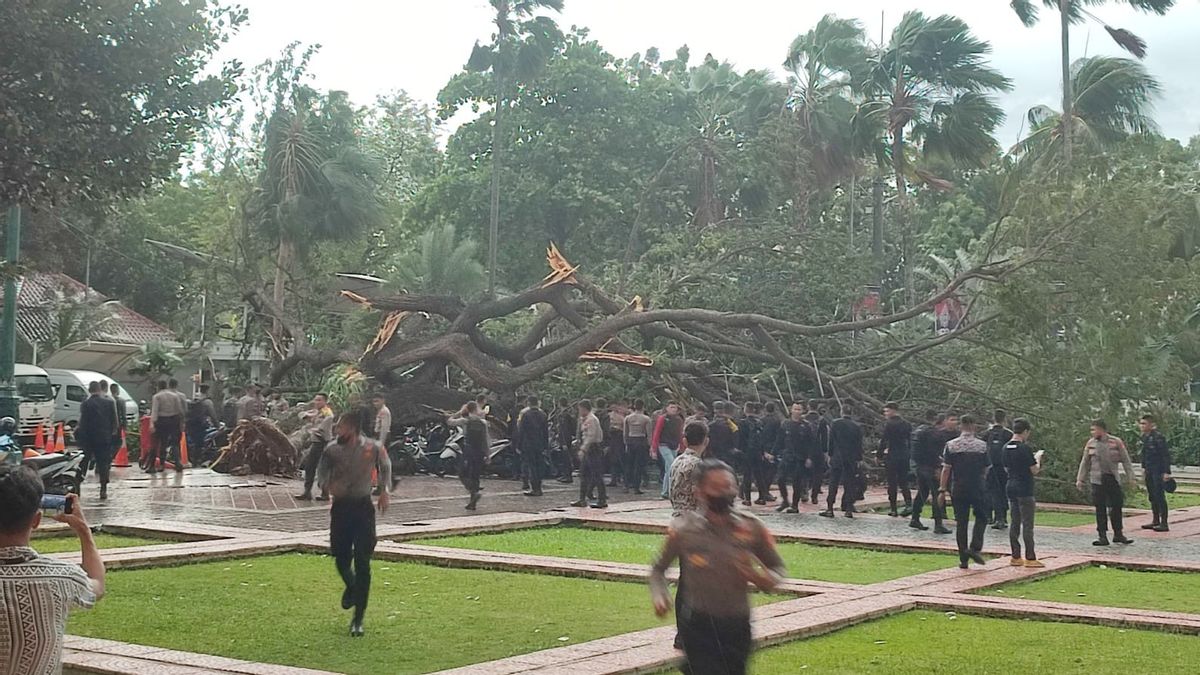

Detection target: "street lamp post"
[0, 204, 22, 422]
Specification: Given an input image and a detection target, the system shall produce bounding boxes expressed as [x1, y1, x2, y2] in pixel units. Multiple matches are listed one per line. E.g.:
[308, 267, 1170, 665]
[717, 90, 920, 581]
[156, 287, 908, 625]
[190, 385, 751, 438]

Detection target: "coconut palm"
[467, 0, 564, 296]
[1009, 0, 1176, 166]
[1016, 56, 1161, 160]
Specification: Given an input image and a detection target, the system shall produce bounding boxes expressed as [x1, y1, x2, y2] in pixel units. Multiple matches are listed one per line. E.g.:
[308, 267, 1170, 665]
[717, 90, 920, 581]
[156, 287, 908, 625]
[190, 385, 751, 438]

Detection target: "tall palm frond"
[1009, 0, 1175, 58]
[392, 223, 487, 298]
[1014, 56, 1160, 158]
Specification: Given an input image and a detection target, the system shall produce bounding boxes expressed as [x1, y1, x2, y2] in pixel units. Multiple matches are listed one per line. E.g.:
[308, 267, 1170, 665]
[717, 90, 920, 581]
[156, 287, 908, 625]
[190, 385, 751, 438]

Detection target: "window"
[16, 375, 54, 401]
[66, 385, 87, 403]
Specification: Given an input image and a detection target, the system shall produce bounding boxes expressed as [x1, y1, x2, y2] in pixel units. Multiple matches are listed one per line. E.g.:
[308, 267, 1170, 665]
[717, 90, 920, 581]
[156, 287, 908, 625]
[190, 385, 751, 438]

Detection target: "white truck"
[11, 364, 57, 443]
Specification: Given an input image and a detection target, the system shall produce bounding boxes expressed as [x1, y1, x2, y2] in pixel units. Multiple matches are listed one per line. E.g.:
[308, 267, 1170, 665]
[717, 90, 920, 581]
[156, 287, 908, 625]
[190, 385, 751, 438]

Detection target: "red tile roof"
[5, 272, 176, 347]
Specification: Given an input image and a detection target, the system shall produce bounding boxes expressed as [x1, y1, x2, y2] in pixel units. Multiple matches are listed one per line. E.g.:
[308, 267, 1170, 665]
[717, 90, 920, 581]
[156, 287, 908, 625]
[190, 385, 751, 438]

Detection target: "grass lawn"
[1124, 490, 1200, 510]
[943, 505, 1096, 529]
[978, 565, 1200, 615]
[31, 532, 167, 554]
[410, 526, 955, 584]
[751, 610, 1200, 673]
[67, 552, 700, 674]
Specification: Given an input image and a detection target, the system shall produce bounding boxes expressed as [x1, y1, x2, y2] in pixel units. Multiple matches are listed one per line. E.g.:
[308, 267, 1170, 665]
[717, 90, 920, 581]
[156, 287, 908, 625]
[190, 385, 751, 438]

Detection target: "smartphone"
[40, 494, 73, 518]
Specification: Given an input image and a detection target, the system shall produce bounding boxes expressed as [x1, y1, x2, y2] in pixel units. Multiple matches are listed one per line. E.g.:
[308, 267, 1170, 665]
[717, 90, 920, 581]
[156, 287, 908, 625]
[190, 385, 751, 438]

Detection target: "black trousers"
[302, 440, 328, 495]
[460, 451, 484, 496]
[987, 465, 1009, 522]
[554, 443, 574, 480]
[1092, 474, 1125, 535]
[678, 609, 752, 675]
[579, 444, 607, 503]
[777, 460, 801, 507]
[825, 462, 856, 512]
[152, 415, 182, 468]
[625, 439, 649, 491]
[911, 464, 945, 525]
[885, 454, 912, 510]
[740, 453, 770, 501]
[82, 441, 113, 486]
[330, 497, 376, 623]
[521, 446, 544, 492]
[802, 456, 827, 503]
[1146, 471, 1169, 525]
[607, 434, 625, 485]
[952, 491, 989, 563]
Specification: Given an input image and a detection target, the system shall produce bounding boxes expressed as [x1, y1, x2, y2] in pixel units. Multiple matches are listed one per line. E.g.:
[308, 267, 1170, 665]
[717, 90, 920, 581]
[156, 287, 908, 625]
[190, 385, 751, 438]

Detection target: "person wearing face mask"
[650, 460, 786, 675]
[315, 412, 391, 637]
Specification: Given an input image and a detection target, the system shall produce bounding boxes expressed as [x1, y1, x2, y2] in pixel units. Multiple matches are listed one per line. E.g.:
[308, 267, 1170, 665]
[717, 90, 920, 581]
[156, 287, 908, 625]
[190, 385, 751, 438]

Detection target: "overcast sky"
[216, 0, 1200, 147]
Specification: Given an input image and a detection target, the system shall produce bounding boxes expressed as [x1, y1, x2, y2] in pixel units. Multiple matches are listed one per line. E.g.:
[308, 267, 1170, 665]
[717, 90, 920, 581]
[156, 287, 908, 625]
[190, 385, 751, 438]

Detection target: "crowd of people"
[504, 397, 1177, 565]
[1, 383, 1181, 673]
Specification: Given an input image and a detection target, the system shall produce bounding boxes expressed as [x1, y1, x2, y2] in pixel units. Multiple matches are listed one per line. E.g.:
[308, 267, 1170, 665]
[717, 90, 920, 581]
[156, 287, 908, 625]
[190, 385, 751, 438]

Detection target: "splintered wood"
[365, 310, 408, 355]
[540, 243, 579, 287]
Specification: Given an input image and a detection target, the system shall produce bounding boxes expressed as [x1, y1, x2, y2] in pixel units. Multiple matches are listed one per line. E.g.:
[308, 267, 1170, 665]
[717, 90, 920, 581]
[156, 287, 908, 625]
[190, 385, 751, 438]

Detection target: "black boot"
[909, 519, 928, 531]
[933, 522, 952, 535]
[1112, 532, 1133, 544]
[466, 491, 480, 510]
[1093, 533, 1111, 546]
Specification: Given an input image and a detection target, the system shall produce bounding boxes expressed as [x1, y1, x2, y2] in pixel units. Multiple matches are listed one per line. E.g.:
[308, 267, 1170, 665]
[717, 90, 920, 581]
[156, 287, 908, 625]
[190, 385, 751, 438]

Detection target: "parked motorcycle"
[438, 428, 521, 479]
[24, 450, 85, 496]
[388, 426, 435, 477]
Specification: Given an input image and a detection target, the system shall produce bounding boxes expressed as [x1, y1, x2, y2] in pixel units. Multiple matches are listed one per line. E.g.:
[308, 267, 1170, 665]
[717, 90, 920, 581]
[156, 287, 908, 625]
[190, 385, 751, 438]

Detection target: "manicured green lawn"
[1125, 489, 1200, 510]
[411, 526, 955, 584]
[979, 565, 1200, 615]
[752, 610, 1200, 673]
[943, 505, 1096, 528]
[32, 532, 167, 553]
[68, 553, 690, 674]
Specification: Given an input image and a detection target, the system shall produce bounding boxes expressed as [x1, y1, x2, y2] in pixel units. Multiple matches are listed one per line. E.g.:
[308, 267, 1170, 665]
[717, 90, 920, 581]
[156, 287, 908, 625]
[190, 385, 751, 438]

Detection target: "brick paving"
[54, 467, 1200, 674]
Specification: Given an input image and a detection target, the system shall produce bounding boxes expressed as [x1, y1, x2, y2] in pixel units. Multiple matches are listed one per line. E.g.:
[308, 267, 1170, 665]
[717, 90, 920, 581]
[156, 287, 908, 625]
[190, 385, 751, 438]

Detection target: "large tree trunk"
[271, 237, 293, 348]
[871, 173, 884, 260]
[487, 82, 503, 296]
[891, 127, 914, 304]
[1060, 0, 1073, 168]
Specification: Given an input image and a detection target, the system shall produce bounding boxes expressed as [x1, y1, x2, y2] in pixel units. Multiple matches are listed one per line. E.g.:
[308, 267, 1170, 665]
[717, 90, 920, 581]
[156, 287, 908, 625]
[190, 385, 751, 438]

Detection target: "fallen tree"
[246, 220, 1059, 417]
[210, 417, 300, 477]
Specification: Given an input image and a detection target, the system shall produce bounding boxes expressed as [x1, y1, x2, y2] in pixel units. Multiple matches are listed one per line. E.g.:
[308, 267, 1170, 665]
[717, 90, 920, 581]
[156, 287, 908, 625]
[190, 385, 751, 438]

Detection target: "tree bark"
[1060, 0, 1073, 169]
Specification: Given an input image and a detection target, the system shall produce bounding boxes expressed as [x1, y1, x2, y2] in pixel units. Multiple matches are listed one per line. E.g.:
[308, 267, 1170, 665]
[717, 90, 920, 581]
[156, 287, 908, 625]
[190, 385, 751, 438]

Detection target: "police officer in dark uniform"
[515, 396, 550, 497]
[774, 402, 811, 513]
[804, 410, 828, 504]
[758, 402, 782, 504]
[910, 412, 951, 533]
[821, 406, 863, 518]
[737, 402, 765, 506]
[879, 402, 914, 518]
[983, 410, 1014, 529]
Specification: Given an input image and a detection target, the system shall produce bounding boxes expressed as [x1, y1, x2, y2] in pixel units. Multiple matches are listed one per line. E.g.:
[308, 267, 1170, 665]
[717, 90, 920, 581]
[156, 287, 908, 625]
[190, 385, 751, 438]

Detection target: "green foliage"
[37, 288, 118, 357]
[388, 223, 486, 298]
[129, 343, 183, 379]
[0, 0, 244, 205]
[979, 566, 1200, 615]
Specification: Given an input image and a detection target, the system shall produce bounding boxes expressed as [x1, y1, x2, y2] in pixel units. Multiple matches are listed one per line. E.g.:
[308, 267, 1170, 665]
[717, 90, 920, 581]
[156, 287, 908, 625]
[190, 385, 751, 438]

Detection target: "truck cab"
[13, 364, 56, 443]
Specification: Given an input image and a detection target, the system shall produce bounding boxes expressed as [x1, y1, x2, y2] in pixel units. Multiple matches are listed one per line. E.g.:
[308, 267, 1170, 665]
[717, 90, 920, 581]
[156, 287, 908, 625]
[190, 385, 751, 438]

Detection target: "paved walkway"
[53, 467, 1200, 674]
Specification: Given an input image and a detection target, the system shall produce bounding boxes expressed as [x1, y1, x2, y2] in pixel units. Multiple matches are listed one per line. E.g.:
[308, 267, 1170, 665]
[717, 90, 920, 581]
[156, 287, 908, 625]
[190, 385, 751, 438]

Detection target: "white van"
[12, 364, 57, 442]
[45, 368, 138, 428]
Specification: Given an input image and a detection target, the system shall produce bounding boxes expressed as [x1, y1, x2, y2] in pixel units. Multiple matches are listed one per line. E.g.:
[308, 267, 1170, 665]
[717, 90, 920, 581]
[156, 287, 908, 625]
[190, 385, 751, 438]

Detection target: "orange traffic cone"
[178, 431, 189, 468]
[113, 429, 131, 467]
[53, 424, 66, 453]
[33, 423, 45, 452]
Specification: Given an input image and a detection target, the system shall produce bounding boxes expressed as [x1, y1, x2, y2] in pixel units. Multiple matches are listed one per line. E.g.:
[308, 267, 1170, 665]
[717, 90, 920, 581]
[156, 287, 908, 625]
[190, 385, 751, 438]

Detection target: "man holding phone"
[0, 467, 105, 675]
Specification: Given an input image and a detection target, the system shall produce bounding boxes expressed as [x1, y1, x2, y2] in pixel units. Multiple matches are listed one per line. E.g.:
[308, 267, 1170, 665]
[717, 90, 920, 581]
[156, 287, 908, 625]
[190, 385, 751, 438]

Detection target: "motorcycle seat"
[23, 453, 72, 468]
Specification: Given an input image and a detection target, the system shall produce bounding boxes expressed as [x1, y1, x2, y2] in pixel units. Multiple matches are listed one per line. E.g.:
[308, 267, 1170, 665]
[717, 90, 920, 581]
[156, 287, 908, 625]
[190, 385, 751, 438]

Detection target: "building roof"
[6, 272, 177, 347]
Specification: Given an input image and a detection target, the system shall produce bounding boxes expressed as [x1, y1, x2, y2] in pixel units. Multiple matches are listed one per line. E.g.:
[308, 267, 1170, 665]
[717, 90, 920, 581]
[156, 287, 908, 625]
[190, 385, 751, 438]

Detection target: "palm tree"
[861, 12, 1011, 297]
[391, 223, 487, 298]
[783, 15, 879, 225]
[1016, 56, 1161, 160]
[467, 0, 564, 296]
[685, 59, 780, 227]
[248, 87, 384, 343]
[1009, 0, 1176, 166]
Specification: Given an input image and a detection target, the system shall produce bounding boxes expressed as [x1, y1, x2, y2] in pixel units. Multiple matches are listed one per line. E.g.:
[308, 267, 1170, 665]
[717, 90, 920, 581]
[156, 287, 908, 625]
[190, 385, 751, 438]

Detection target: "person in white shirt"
[0, 468, 105, 675]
